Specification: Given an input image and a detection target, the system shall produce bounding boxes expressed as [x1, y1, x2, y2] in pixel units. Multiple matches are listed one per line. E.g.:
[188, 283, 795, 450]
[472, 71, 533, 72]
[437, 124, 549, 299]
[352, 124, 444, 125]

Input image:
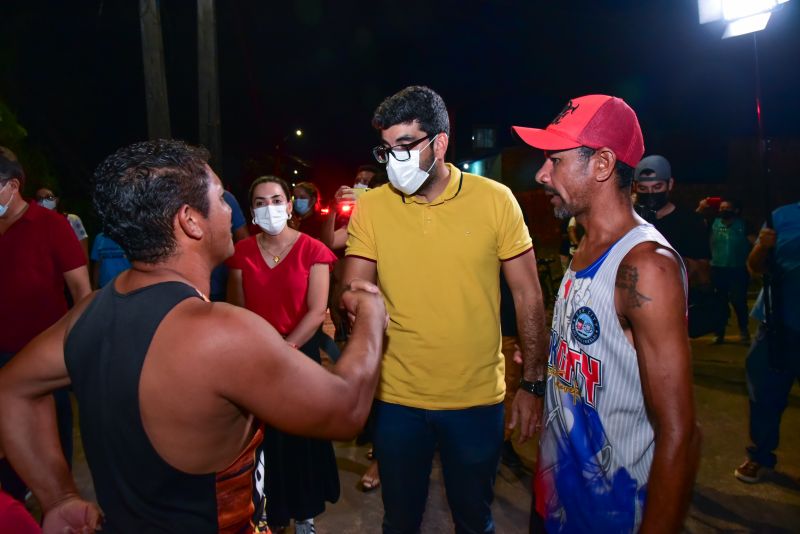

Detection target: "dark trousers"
[712, 266, 750, 336]
[0, 352, 72, 502]
[373, 400, 503, 534]
[745, 324, 800, 467]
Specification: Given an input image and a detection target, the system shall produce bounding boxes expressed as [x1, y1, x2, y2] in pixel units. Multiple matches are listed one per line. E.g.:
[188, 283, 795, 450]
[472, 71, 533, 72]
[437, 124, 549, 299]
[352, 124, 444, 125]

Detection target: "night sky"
[2, 0, 799, 205]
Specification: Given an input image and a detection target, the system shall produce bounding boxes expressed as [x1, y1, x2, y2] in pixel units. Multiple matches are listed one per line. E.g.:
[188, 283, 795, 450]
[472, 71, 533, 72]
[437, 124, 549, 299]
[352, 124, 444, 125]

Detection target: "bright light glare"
[293, 169, 298, 175]
[295, 129, 303, 137]
[698, 0, 723, 23]
[723, 12, 771, 37]
[462, 163, 469, 170]
[698, 0, 788, 24]
[722, 0, 777, 21]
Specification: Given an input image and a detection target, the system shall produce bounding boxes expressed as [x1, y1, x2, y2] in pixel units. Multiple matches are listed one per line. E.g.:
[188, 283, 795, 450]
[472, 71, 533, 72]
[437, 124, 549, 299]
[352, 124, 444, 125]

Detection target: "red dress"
[225, 233, 336, 336]
[224, 232, 340, 528]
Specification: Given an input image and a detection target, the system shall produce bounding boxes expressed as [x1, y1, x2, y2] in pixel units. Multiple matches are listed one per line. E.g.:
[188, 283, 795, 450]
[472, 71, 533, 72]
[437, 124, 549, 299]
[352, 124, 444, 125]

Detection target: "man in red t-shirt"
[0, 149, 90, 501]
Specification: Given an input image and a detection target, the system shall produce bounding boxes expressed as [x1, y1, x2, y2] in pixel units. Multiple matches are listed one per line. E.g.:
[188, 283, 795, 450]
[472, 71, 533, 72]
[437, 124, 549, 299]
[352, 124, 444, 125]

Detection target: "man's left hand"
[509, 389, 543, 444]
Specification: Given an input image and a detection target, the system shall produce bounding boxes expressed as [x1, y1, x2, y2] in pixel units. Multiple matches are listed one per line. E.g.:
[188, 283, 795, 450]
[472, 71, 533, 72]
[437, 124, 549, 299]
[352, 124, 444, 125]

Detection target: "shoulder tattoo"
[616, 264, 652, 308]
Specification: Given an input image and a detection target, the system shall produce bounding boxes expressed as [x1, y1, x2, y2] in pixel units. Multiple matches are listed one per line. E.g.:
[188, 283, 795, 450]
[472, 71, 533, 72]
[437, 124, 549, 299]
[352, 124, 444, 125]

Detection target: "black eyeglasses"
[372, 135, 432, 164]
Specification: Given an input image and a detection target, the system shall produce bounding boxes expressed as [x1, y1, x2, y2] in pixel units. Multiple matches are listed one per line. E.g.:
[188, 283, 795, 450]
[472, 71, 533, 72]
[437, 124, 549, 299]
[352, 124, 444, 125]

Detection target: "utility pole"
[197, 0, 223, 168]
[139, 0, 171, 140]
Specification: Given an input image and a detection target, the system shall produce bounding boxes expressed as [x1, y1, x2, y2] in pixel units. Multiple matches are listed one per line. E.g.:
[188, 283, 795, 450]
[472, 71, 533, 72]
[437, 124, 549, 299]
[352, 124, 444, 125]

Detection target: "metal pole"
[139, 0, 171, 140]
[197, 0, 223, 169]
[753, 33, 783, 370]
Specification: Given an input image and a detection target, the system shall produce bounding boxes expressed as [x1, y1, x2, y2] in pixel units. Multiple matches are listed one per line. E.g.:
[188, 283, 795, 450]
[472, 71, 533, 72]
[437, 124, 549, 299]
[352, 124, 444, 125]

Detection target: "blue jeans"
[745, 324, 800, 467]
[373, 400, 504, 534]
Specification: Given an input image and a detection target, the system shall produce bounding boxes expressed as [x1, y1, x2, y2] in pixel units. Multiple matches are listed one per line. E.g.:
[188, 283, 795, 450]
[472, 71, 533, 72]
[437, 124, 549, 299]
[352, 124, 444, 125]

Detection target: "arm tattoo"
[518, 301, 548, 380]
[616, 264, 652, 308]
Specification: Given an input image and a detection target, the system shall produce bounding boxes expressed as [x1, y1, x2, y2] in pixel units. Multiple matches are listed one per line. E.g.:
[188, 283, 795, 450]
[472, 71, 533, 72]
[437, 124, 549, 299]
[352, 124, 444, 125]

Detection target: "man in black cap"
[634, 155, 710, 287]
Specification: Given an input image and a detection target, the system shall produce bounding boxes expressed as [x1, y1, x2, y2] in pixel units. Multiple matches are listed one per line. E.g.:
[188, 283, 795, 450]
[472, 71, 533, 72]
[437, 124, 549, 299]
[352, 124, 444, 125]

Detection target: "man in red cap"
[513, 95, 700, 533]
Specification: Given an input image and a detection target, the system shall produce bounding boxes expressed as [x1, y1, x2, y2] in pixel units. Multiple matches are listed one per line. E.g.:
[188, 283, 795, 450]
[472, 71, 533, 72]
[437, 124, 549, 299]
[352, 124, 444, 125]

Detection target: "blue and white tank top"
[535, 224, 685, 533]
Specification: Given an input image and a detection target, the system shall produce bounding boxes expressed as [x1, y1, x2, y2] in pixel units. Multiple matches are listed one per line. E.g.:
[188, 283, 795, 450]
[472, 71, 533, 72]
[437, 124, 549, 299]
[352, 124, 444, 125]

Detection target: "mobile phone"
[352, 187, 370, 199]
[706, 196, 721, 210]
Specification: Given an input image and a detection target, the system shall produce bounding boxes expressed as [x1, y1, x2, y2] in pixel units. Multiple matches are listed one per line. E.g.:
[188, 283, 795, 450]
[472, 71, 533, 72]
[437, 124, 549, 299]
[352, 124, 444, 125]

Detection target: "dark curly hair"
[92, 139, 211, 263]
[372, 86, 450, 136]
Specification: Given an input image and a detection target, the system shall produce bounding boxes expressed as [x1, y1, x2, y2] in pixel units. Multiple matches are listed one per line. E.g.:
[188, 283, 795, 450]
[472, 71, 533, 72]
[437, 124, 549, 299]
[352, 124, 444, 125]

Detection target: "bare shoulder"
[171, 298, 281, 356]
[616, 241, 684, 311]
[621, 241, 683, 280]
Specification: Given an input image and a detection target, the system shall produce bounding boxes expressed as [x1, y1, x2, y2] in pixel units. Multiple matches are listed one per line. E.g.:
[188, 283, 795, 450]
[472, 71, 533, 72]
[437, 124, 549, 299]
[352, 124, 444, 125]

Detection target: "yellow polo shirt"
[346, 163, 532, 409]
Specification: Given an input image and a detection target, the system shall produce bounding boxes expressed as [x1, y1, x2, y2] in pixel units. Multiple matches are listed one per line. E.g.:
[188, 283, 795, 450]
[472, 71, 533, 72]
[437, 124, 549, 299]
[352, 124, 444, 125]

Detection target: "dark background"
[1, 0, 799, 219]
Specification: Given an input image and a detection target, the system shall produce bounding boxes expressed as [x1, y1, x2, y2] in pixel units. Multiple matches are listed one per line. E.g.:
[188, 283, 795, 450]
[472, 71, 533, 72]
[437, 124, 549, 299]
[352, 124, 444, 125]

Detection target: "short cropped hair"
[721, 197, 743, 211]
[372, 86, 450, 137]
[357, 164, 379, 176]
[577, 146, 634, 190]
[93, 139, 211, 264]
[0, 151, 25, 189]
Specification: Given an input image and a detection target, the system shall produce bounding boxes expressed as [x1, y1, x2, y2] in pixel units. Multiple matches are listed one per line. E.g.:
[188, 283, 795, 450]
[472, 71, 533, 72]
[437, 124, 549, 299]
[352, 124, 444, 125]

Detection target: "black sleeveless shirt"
[65, 281, 260, 533]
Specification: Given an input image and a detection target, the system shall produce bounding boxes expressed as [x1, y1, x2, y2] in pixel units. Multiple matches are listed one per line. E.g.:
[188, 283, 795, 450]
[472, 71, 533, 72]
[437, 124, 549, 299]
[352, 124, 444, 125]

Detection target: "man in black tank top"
[0, 140, 388, 533]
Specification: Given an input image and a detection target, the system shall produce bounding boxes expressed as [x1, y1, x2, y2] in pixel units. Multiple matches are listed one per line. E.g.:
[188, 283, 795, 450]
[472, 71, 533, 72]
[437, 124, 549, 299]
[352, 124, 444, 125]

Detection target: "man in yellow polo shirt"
[344, 85, 549, 533]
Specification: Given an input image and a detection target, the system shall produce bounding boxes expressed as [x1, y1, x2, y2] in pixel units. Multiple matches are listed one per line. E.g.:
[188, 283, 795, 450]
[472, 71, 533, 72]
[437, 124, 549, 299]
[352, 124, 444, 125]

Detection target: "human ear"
[433, 133, 449, 161]
[594, 148, 616, 183]
[177, 204, 204, 240]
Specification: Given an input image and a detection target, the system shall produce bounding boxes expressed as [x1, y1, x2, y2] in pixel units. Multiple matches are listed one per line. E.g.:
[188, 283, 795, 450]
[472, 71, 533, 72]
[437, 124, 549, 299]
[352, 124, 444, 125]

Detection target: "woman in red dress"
[226, 176, 338, 534]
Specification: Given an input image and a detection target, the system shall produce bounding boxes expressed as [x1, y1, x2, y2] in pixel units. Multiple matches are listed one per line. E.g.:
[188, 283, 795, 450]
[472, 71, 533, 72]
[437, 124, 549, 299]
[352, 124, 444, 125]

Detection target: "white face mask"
[38, 198, 57, 210]
[0, 183, 14, 217]
[353, 183, 369, 189]
[253, 204, 288, 235]
[386, 135, 438, 195]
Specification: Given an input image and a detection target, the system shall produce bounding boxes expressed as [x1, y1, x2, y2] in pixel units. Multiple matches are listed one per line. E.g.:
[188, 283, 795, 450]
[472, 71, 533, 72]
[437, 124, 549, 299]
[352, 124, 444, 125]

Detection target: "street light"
[697, 0, 791, 211]
[698, 0, 790, 38]
[274, 128, 309, 175]
[699, 0, 791, 369]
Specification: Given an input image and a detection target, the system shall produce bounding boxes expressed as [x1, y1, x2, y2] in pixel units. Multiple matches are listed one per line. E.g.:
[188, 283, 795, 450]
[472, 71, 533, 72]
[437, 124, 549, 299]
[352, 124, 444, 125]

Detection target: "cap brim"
[512, 126, 580, 152]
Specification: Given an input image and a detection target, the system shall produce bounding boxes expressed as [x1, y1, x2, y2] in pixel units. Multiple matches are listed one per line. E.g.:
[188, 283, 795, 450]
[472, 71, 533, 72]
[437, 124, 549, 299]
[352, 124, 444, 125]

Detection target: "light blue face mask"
[293, 198, 311, 215]
[0, 183, 14, 217]
[38, 198, 57, 210]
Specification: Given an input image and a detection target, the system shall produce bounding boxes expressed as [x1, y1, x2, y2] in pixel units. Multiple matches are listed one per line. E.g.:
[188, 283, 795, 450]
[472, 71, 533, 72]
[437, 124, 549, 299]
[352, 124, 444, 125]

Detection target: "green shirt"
[710, 217, 750, 268]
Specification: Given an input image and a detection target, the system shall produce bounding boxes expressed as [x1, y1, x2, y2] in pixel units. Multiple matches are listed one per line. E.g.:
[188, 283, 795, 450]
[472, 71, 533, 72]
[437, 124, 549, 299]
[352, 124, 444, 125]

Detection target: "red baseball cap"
[512, 94, 644, 168]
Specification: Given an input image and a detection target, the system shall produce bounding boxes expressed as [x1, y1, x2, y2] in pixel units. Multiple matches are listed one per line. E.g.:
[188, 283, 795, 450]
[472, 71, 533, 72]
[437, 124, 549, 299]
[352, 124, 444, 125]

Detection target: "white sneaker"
[295, 518, 316, 534]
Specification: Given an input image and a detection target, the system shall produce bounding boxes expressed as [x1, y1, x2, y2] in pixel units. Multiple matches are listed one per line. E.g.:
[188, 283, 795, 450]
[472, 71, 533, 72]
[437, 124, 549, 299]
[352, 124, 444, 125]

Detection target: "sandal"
[360, 461, 380, 492]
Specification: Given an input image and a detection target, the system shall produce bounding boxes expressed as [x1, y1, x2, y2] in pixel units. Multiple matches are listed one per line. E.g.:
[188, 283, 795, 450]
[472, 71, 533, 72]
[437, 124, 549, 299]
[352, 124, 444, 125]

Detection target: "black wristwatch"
[519, 378, 546, 397]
